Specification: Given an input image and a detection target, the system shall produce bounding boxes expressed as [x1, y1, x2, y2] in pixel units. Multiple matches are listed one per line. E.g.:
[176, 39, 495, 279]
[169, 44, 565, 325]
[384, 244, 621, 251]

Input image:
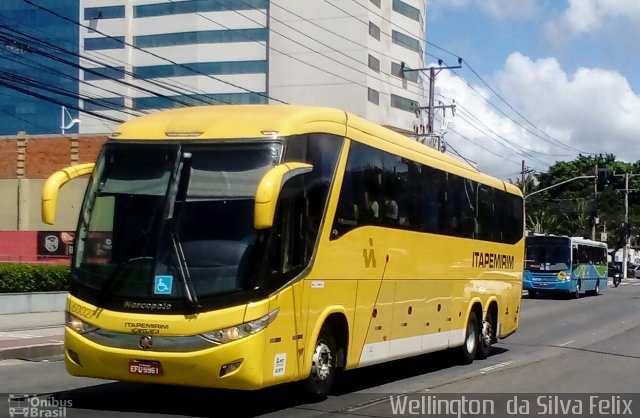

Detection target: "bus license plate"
[129, 360, 163, 376]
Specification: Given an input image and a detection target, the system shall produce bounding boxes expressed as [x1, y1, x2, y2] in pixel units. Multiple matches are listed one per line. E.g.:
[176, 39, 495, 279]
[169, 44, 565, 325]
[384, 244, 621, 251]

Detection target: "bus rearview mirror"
[254, 162, 313, 229]
[42, 163, 95, 225]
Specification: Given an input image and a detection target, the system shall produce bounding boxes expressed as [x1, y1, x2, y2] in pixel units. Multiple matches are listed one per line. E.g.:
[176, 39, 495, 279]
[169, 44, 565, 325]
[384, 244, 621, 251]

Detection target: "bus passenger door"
[346, 235, 396, 368]
[261, 184, 310, 385]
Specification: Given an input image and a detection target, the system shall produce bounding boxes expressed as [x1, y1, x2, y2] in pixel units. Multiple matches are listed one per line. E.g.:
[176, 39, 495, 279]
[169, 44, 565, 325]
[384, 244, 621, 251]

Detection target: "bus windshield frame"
[70, 134, 344, 314]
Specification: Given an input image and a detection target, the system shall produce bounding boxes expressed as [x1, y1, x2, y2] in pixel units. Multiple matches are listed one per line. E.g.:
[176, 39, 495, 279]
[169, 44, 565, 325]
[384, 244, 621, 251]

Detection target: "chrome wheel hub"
[481, 320, 492, 346]
[311, 342, 332, 381]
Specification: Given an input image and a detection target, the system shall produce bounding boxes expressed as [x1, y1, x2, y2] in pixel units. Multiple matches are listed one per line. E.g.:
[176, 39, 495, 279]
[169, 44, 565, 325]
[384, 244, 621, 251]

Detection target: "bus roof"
[109, 104, 521, 196]
[526, 234, 607, 248]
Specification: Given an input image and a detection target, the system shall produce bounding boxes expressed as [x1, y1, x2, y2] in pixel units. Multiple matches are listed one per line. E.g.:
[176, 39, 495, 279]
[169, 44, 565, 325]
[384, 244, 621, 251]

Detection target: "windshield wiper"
[171, 231, 201, 311]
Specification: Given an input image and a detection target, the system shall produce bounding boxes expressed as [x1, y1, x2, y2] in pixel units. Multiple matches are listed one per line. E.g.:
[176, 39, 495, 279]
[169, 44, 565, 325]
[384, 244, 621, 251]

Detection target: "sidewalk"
[0, 311, 65, 361]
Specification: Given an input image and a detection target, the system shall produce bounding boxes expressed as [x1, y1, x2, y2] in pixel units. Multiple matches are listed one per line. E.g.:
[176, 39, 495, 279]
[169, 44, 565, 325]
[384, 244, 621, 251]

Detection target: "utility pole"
[623, 172, 629, 279]
[428, 66, 436, 137]
[592, 164, 597, 241]
[520, 161, 535, 194]
[401, 58, 462, 152]
[521, 160, 526, 194]
[611, 171, 640, 279]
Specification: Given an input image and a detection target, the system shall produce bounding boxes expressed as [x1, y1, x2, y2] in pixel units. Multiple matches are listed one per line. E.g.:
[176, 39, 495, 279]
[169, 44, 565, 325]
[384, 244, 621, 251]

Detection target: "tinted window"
[266, 134, 343, 288]
[332, 140, 523, 244]
[85, 36, 125, 50]
[368, 55, 380, 72]
[368, 88, 380, 105]
[134, 28, 268, 48]
[392, 30, 422, 54]
[369, 22, 380, 41]
[392, 0, 421, 21]
[85, 6, 125, 20]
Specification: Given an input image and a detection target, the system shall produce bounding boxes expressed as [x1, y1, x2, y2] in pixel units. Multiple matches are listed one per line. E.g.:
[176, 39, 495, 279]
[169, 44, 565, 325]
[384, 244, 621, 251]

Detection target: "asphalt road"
[1, 280, 640, 418]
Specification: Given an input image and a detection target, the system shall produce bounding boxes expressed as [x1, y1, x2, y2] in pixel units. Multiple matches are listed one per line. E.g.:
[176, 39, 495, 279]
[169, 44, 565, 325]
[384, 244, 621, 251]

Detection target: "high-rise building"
[0, 0, 80, 136]
[1, 0, 427, 136]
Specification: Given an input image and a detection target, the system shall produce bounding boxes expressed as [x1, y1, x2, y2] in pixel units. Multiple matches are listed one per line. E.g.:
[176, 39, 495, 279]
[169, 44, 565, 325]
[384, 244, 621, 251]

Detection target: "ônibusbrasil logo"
[8, 394, 72, 417]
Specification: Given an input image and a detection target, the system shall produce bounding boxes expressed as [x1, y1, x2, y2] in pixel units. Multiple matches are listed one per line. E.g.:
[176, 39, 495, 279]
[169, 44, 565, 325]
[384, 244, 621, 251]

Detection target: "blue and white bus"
[524, 235, 608, 298]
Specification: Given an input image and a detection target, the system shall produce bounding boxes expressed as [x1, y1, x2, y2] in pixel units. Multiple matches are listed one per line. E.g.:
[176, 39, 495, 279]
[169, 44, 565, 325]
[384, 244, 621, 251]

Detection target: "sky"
[426, 0, 640, 180]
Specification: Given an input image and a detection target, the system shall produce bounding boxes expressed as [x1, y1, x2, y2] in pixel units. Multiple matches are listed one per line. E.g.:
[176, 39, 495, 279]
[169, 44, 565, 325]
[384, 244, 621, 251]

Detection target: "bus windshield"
[525, 237, 571, 271]
[73, 142, 282, 309]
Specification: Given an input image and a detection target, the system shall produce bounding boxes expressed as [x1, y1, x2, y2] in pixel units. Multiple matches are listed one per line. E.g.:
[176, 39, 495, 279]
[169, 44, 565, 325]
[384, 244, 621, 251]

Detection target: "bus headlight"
[557, 272, 568, 281]
[65, 312, 98, 334]
[201, 308, 279, 345]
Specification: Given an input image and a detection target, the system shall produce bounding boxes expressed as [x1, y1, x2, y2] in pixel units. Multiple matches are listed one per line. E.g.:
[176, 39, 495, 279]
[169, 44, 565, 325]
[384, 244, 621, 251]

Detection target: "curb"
[0, 342, 63, 362]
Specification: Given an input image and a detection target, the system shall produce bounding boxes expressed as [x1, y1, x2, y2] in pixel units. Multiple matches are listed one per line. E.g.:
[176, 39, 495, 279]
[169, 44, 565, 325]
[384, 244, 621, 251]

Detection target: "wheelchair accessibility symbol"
[154, 276, 173, 295]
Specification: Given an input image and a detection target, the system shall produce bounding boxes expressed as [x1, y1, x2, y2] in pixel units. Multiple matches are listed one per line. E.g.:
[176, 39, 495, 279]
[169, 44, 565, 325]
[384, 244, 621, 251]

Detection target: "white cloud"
[430, 0, 538, 20]
[436, 53, 640, 179]
[545, 0, 640, 40]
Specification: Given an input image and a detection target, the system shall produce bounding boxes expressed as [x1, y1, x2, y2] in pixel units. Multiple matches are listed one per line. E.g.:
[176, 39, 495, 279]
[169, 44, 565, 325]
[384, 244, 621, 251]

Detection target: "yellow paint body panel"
[62, 104, 524, 390]
[109, 104, 347, 140]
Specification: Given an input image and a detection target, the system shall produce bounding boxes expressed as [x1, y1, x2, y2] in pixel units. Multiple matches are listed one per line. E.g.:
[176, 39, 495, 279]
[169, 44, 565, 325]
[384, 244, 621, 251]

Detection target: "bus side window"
[332, 141, 384, 238]
[476, 184, 495, 241]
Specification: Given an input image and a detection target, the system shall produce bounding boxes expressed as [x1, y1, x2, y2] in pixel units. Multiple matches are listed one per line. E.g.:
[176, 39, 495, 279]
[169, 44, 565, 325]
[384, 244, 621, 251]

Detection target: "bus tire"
[528, 290, 537, 299]
[574, 281, 581, 299]
[476, 311, 494, 360]
[458, 311, 479, 365]
[302, 325, 337, 402]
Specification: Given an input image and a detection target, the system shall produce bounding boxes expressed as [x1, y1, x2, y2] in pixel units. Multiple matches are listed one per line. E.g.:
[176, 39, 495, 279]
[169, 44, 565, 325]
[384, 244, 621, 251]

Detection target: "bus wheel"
[302, 326, 337, 402]
[458, 311, 479, 365]
[476, 312, 494, 360]
[528, 290, 537, 299]
[574, 281, 581, 299]
[594, 281, 600, 296]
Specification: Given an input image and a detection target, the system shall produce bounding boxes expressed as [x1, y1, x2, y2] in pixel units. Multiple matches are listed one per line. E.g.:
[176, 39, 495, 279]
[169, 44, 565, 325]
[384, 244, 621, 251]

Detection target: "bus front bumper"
[523, 279, 573, 292]
[64, 327, 266, 390]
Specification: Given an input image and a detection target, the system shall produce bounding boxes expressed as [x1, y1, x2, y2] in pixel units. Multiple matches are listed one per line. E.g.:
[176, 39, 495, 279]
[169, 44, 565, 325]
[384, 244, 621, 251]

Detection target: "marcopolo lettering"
[472, 251, 515, 269]
[123, 301, 172, 310]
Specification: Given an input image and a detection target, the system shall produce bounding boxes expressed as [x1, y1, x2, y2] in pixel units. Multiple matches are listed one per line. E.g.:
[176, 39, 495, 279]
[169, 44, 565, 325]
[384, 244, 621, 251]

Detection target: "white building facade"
[78, 0, 426, 135]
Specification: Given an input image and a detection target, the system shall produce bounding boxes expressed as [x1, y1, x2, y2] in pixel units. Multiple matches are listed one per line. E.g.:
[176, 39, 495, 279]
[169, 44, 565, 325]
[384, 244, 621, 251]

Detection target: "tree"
[524, 153, 634, 248]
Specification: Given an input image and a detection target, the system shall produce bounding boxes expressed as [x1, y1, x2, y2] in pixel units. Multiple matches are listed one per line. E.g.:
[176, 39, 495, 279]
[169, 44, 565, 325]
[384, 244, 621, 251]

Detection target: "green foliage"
[525, 153, 640, 251]
[0, 263, 70, 293]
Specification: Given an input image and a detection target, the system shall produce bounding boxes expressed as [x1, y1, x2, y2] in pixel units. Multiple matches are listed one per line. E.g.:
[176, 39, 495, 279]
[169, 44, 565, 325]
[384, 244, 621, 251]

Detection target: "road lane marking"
[0, 332, 42, 339]
[558, 340, 574, 347]
[479, 361, 513, 374]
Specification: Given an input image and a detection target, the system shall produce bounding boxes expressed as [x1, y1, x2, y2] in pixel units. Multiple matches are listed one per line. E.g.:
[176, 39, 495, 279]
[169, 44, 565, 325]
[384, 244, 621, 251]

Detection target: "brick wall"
[26, 137, 70, 179]
[0, 139, 16, 179]
[79, 135, 108, 165]
[0, 134, 108, 180]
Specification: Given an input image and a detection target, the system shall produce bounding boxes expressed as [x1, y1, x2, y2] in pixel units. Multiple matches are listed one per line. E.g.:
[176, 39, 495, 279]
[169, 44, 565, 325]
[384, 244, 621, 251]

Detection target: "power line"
[464, 61, 595, 155]
[425, 39, 595, 155]
[438, 93, 576, 158]
[210, 0, 426, 99]
[447, 125, 522, 166]
[0, 46, 149, 117]
[0, 13, 226, 107]
[445, 64, 584, 154]
[0, 76, 123, 124]
[21, 0, 283, 104]
[265, 0, 425, 94]
[0, 28, 203, 110]
[340, 0, 591, 155]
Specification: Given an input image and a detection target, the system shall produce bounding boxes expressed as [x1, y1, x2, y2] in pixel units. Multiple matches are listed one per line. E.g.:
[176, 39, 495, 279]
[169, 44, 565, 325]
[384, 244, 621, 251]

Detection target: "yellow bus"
[42, 104, 524, 400]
